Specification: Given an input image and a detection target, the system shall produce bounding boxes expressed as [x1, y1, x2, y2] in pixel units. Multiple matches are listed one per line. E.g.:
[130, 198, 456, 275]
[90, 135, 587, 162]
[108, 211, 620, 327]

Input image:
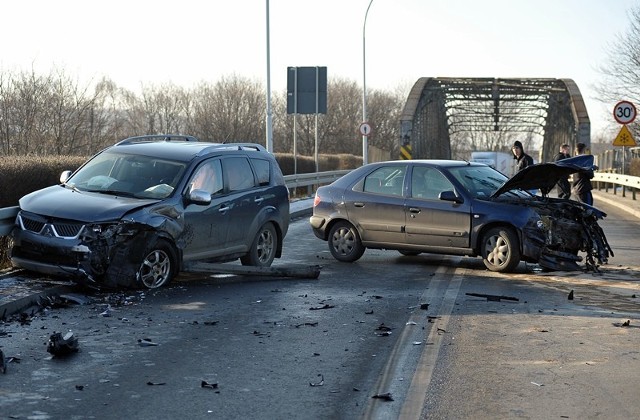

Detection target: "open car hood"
[491, 155, 596, 198]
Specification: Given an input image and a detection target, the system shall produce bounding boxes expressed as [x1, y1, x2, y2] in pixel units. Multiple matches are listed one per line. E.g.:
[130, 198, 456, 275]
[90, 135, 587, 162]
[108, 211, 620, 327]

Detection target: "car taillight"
[313, 193, 321, 207]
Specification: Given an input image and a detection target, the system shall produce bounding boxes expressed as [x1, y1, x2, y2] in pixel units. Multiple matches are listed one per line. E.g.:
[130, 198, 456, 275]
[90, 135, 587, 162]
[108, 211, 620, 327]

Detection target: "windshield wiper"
[85, 189, 137, 198]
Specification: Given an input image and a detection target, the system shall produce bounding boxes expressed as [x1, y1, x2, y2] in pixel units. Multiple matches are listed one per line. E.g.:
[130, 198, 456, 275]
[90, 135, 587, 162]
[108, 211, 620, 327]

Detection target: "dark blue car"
[310, 155, 612, 272]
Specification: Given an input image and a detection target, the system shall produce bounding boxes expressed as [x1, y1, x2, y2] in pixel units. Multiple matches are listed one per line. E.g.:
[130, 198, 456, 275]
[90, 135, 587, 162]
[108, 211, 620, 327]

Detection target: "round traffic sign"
[359, 122, 372, 136]
[613, 101, 637, 124]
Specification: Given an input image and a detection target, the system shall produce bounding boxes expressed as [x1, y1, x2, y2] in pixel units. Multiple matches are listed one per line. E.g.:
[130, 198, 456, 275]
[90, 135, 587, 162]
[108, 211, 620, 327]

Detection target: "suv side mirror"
[439, 190, 464, 204]
[187, 189, 212, 205]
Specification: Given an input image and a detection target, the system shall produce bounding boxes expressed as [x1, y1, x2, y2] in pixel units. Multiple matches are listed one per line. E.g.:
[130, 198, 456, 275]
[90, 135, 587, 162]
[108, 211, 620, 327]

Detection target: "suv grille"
[19, 213, 85, 239]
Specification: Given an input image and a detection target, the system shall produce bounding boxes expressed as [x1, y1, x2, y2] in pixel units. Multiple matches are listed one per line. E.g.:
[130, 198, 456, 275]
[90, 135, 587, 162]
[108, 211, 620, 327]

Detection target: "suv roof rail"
[116, 134, 199, 145]
[196, 142, 269, 157]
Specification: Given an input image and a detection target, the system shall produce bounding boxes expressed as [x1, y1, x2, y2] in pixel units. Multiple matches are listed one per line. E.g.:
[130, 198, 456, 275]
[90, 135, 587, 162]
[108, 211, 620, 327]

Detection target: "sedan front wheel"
[481, 227, 520, 272]
[328, 221, 365, 262]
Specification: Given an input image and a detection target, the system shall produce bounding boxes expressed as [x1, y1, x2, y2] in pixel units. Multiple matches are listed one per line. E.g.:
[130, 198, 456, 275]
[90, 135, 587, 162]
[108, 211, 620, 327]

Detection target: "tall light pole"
[362, 0, 374, 165]
[265, 0, 273, 153]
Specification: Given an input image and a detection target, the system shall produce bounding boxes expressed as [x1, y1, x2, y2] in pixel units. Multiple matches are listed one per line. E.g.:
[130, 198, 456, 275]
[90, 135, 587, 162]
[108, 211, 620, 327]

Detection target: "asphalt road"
[0, 192, 638, 419]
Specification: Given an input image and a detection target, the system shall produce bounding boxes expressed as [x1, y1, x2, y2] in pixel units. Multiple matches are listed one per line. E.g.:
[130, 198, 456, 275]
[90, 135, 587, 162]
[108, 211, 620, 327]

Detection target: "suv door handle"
[254, 197, 265, 204]
[409, 207, 421, 213]
[219, 204, 231, 212]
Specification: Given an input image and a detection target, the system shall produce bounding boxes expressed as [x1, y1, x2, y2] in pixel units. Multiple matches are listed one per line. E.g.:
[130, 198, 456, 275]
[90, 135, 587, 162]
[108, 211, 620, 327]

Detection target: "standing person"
[553, 144, 571, 199]
[511, 140, 534, 173]
[572, 142, 594, 205]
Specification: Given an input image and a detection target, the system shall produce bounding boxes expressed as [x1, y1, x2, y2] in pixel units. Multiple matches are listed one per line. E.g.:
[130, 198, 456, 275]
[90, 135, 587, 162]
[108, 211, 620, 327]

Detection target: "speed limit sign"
[613, 101, 637, 124]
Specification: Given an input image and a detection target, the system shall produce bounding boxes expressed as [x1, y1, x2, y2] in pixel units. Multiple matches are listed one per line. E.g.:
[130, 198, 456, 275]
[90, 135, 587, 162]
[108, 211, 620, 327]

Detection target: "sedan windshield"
[65, 151, 187, 199]
[448, 165, 530, 199]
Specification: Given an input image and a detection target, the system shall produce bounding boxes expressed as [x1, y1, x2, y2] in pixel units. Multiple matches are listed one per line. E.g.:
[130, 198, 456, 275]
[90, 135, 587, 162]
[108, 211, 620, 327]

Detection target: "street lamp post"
[362, 0, 374, 166]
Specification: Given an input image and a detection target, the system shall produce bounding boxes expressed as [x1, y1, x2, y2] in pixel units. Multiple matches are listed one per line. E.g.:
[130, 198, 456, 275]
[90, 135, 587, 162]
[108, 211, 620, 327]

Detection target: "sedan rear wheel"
[481, 227, 520, 272]
[328, 221, 365, 262]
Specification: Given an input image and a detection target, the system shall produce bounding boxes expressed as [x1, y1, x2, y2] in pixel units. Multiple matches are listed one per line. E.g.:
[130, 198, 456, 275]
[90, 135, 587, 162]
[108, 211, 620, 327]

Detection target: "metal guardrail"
[0, 171, 350, 237]
[592, 172, 640, 200]
[2, 170, 632, 237]
[0, 206, 19, 237]
[283, 170, 350, 189]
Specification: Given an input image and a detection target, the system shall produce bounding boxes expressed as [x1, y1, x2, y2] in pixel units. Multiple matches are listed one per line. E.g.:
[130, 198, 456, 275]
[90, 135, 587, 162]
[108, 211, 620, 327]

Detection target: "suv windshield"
[66, 151, 187, 199]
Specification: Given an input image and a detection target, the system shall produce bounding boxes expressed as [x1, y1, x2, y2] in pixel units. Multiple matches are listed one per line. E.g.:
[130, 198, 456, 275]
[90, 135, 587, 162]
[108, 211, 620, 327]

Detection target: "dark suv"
[11, 135, 290, 289]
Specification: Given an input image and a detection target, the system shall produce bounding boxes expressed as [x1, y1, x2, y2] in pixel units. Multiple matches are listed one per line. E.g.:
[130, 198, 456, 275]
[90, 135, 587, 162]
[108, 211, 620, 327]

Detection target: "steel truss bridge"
[399, 77, 590, 162]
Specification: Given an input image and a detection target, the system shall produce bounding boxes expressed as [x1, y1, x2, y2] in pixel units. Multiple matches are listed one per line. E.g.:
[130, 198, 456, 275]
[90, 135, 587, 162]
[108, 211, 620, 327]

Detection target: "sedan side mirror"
[439, 190, 464, 204]
[59, 170, 72, 184]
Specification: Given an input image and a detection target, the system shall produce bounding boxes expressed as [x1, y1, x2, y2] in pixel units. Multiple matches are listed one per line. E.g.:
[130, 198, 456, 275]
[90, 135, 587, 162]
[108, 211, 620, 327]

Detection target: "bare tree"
[595, 6, 640, 105]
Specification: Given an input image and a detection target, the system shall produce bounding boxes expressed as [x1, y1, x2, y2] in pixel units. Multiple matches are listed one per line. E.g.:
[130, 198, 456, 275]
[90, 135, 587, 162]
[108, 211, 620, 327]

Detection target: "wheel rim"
[485, 234, 510, 267]
[256, 228, 275, 264]
[139, 249, 171, 288]
[331, 226, 356, 256]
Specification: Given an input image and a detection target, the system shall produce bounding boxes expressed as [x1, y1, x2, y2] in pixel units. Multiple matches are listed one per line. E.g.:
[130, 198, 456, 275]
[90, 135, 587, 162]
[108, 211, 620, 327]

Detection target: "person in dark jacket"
[511, 140, 534, 173]
[553, 144, 571, 199]
[571, 142, 594, 205]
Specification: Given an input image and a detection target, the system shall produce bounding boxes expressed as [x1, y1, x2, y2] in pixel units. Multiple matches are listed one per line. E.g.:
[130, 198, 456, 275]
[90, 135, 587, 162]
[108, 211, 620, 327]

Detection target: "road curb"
[592, 190, 640, 219]
[0, 283, 75, 320]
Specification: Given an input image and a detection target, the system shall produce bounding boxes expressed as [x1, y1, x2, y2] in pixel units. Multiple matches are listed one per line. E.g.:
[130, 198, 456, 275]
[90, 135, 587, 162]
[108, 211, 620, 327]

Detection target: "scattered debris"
[427, 316, 441, 323]
[375, 323, 392, 337]
[75, 385, 84, 390]
[310, 304, 335, 310]
[406, 321, 417, 325]
[364, 310, 374, 315]
[0, 349, 5, 374]
[137, 338, 159, 347]
[420, 303, 429, 310]
[47, 331, 79, 356]
[531, 382, 544, 387]
[372, 392, 394, 401]
[147, 381, 166, 386]
[568, 290, 574, 300]
[252, 330, 268, 337]
[203, 321, 218, 326]
[201, 380, 219, 390]
[99, 305, 113, 317]
[309, 374, 324, 387]
[295, 322, 318, 328]
[465, 293, 519, 302]
[372, 295, 383, 299]
[412, 341, 423, 345]
[437, 328, 446, 334]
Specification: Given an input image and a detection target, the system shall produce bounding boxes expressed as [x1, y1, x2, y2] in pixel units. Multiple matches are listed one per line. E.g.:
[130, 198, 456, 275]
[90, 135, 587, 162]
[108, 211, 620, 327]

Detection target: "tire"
[481, 227, 520, 272]
[241, 223, 277, 267]
[398, 250, 421, 256]
[328, 221, 365, 262]
[137, 239, 177, 289]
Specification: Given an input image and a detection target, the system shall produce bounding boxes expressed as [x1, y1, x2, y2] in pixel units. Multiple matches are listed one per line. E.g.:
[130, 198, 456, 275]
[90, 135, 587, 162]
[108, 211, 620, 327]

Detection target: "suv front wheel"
[241, 222, 277, 267]
[138, 239, 178, 288]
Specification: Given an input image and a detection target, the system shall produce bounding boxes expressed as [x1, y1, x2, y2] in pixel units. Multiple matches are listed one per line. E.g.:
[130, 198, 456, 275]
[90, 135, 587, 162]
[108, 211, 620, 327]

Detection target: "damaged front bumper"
[11, 211, 157, 288]
[520, 200, 613, 272]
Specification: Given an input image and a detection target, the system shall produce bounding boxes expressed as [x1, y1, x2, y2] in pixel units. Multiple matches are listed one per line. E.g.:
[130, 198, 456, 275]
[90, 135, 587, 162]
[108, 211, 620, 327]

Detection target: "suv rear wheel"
[241, 222, 277, 267]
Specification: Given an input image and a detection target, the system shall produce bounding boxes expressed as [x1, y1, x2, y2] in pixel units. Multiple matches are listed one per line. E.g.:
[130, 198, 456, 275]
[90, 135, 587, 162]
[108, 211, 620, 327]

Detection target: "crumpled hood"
[19, 185, 157, 222]
[491, 155, 596, 198]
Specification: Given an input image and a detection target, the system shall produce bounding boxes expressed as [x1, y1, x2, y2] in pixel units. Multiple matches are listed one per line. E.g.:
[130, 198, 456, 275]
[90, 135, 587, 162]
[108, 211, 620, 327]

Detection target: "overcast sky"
[1, 0, 638, 136]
